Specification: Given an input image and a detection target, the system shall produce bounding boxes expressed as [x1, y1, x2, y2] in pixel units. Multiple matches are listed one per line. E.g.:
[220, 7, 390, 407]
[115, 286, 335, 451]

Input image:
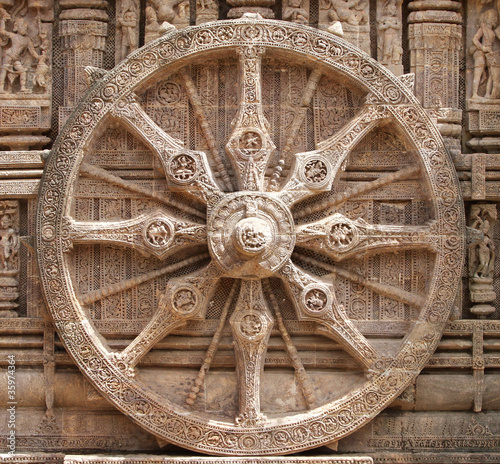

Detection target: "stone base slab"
[1, 455, 373, 464]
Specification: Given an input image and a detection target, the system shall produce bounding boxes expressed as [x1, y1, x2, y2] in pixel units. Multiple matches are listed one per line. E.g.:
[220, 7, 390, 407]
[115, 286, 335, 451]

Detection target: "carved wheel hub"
[208, 192, 295, 278]
[37, 17, 465, 456]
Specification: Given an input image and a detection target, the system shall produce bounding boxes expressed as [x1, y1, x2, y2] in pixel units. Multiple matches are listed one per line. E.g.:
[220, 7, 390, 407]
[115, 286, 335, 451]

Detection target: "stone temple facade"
[0, 0, 500, 463]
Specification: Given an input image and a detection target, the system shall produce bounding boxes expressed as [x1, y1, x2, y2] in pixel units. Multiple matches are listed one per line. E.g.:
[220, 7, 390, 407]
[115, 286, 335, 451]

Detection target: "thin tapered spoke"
[80, 253, 210, 306]
[296, 214, 438, 261]
[186, 281, 238, 406]
[63, 210, 206, 258]
[226, 46, 275, 191]
[295, 253, 426, 308]
[264, 279, 317, 409]
[279, 104, 391, 206]
[112, 261, 223, 371]
[294, 165, 421, 220]
[269, 69, 322, 191]
[230, 279, 274, 427]
[277, 259, 380, 369]
[179, 67, 233, 191]
[110, 94, 222, 203]
[79, 162, 205, 219]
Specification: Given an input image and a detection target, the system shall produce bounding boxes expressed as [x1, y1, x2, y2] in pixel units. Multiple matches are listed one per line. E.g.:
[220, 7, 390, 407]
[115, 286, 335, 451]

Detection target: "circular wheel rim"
[37, 17, 465, 455]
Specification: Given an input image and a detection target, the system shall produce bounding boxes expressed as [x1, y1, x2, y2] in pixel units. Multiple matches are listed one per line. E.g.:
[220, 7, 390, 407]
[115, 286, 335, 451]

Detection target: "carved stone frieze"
[0, 0, 52, 149]
[0, 199, 19, 317]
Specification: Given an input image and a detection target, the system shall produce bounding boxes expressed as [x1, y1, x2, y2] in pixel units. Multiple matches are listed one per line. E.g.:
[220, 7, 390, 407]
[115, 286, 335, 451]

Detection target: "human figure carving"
[322, 0, 368, 26]
[33, 51, 49, 92]
[469, 205, 497, 280]
[470, 8, 500, 100]
[145, 6, 161, 43]
[283, 0, 309, 25]
[0, 213, 19, 271]
[149, 0, 189, 25]
[147, 222, 170, 246]
[0, 18, 40, 94]
[117, 6, 138, 58]
[378, 0, 403, 66]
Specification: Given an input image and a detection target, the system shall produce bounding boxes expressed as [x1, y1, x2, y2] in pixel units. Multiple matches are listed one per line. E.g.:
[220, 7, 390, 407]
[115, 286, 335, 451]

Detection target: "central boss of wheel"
[208, 192, 295, 279]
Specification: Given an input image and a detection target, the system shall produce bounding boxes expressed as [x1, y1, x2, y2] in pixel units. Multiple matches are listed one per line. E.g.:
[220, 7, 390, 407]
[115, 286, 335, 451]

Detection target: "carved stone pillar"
[466, 1, 500, 153]
[468, 204, 497, 318]
[59, 0, 108, 127]
[0, 200, 19, 318]
[0, 1, 52, 150]
[408, 0, 462, 155]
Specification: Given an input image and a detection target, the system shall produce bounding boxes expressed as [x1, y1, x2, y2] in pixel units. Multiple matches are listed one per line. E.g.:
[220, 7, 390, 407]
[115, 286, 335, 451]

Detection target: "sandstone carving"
[36, 17, 463, 456]
[3, 1, 500, 463]
[469, 203, 497, 317]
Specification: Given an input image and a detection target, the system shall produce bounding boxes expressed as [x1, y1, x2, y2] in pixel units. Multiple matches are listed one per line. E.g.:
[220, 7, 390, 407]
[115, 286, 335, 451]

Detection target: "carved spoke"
[79, 162, 206, 219]
[264, 279, 317, 409]
[277, 260, 380, 369]
[114, 261, 223, 371]
[186, 281, 239, 406]
[279, 104, 391, 205]
[179, 68, 233, 191]
[269, 68, 323, 191]
[296, 253, 426, 308]
[296, 215, 439, 261]
[226, 46, 275, 191]
[63, 210, 206, 258]
[294, 165, 421, 220]
[110, 94, 222, 203]
[80, 253, 210, 306]
[229, 279, 274, 427]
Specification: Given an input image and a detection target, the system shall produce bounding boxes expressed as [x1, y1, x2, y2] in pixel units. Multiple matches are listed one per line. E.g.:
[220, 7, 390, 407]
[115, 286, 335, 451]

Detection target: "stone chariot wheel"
[37, 16, 464, 455]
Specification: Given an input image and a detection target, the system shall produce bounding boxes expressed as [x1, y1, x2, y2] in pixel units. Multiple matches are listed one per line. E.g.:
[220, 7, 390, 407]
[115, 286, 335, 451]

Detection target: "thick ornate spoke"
[279, 104, 391, 206]
[277, 260, 379, 370]
[226, 46, 275, 191]
[112, 261, 223, 372]
[294, 165, 421, 221]
[62, 210, 206, 258]
[296, 253, 426, 308]
[79, 162, 206, 219]
[296, 214, 439, 261]
[110, 94, 222, 203]
[229, 279, 274, 427]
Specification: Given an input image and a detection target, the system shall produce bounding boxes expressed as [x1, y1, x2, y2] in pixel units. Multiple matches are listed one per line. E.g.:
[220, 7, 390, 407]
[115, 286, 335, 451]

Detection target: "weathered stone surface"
[0, 1, 498, 463]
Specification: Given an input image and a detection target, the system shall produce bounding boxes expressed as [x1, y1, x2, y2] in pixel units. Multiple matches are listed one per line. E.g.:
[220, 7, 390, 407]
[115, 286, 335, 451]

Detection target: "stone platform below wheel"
[1, 455, 373, 464]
